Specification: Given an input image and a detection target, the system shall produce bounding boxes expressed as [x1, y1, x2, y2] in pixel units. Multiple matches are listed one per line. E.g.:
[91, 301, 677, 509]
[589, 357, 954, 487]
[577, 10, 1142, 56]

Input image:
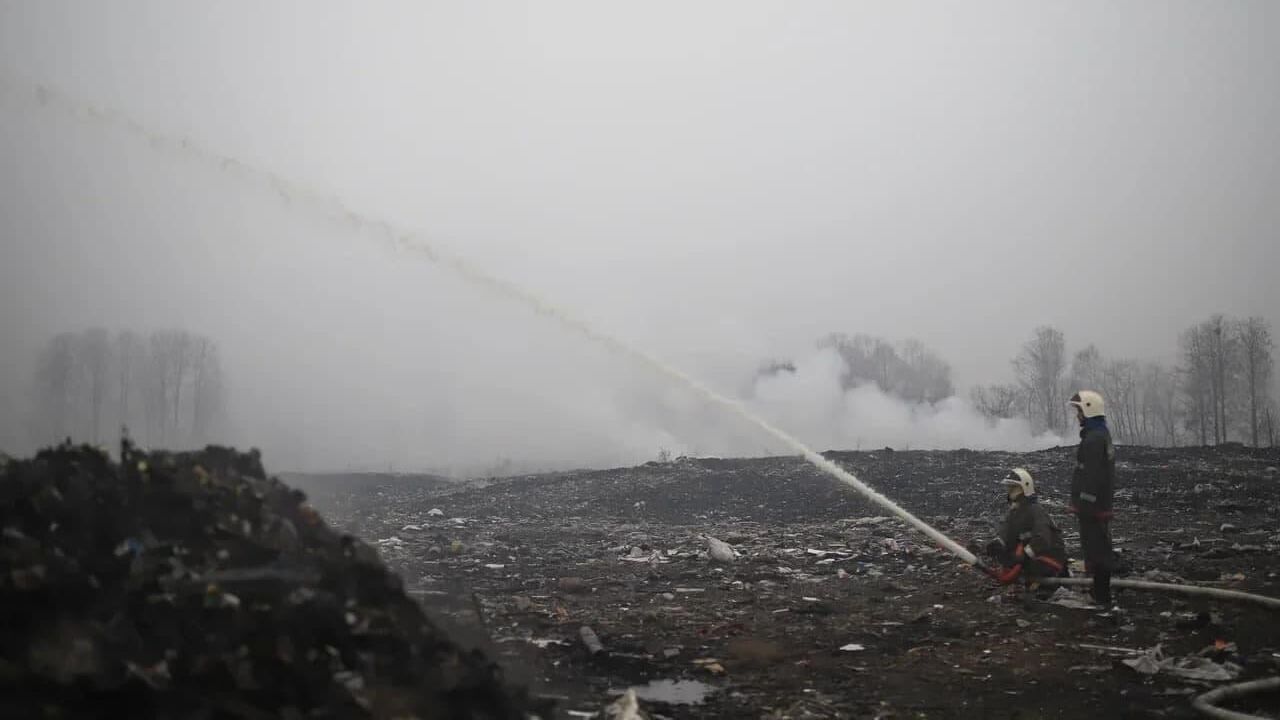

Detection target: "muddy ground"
[290, 446, 1280, 719]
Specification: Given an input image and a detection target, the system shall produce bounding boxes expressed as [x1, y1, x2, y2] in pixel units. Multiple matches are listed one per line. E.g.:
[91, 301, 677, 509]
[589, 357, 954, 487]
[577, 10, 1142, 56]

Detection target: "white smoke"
[743, 348, 1066, 453]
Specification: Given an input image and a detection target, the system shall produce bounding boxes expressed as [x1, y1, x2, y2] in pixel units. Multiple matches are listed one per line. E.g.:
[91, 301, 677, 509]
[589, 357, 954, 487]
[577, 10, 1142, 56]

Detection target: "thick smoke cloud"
[748, 349, 1066, 455]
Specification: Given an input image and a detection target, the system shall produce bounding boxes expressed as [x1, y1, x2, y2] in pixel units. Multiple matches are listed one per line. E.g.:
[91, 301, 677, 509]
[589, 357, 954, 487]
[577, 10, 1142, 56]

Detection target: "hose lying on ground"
[1032, 576, 1280, 719]
[1037, 576, 1280, 612]
[1192, 677, 1280, 720]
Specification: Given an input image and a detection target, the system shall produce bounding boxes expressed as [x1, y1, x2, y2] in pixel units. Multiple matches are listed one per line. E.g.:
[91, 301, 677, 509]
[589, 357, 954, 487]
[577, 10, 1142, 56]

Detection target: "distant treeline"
[29, 328, 225, 448]
[761, 315, 1276, 448]
[757, 333, 956, 405]
[972, 316, 1275, 447]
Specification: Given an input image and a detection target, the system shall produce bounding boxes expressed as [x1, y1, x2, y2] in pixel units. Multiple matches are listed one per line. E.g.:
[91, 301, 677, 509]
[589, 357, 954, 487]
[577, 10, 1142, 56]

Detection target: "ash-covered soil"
[293, 445, 1280, 719]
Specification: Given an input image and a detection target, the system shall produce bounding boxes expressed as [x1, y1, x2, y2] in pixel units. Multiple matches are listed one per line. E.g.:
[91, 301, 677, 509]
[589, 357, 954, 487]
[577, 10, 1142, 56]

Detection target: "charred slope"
[0, 443, 534, 720]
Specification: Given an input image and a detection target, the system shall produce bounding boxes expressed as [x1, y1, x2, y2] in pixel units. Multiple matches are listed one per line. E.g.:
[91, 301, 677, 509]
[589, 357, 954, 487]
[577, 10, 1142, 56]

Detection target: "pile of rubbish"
[0, 443, 533, 719]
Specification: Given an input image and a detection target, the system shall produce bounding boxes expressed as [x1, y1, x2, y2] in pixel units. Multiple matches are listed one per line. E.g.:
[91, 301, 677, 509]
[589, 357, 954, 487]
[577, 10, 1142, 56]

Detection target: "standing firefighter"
[1068, 390, 1116, 607]
[985, 468, 1069, 592]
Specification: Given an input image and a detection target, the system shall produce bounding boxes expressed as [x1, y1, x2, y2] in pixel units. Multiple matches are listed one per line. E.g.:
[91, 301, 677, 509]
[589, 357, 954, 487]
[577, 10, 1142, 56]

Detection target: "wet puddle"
[620, 679, 714, 705]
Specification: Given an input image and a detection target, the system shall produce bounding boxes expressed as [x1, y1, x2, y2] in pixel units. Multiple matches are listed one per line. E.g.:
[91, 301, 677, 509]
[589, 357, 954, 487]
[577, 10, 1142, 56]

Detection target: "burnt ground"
[290, 446, 1280, 719]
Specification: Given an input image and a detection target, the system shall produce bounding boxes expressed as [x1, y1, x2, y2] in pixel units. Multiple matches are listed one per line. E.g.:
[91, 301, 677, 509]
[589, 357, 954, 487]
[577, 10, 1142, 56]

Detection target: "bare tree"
[78, 327, 112, 443]
[31, 332, 77, 442]
[1138, 362, 1179, 446]
[971, 384, 1022, 420]
[1265, 400, 1277, 448]
[114, 330, 145, 435]
[899, 338, 954, 403]
[1205, 315, 1237, 444]
[190, 336, 224, 444]
[1100, 358, 1139, 443]
[1070, 345, 1105, 395]
[819, 333, 954, 404]
[148, 329, 195, 445]
[1013, 326, 1067, 434]
[1235, 317, 1274, 447]
[1180, 324, 1213, 445]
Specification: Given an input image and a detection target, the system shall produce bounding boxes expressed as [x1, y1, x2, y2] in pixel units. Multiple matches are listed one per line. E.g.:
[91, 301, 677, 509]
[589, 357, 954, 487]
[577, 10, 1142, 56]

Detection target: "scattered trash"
[1121, 645, 1243, 682]
[1048, 587, 1097, 610]
[285, 444, 1280, 717]
[603, 688, 647, 720]
[705, 535, 738, 563]
[840, 644, 866, 652]
[692, 658, 727, 675]
[427, 508, 445, 517]
[580, 625, 606, 655]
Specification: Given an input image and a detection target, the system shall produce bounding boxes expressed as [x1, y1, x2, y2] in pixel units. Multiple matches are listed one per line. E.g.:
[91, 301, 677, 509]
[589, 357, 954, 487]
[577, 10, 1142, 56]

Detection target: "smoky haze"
[2, 2, 1278, 473]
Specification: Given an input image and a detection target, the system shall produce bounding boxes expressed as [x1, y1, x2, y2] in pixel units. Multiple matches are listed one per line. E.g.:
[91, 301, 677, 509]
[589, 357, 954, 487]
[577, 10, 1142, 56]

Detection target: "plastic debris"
[1121, 645, 1243, 682]
[580, 625, 606, 655]
[604, 688, 648, 720]
[705, 535, 738, 563]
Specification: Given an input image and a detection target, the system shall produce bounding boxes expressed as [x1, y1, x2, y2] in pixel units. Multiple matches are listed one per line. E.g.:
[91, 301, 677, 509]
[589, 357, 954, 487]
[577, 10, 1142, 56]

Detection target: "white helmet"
[1001, 468, 1036, 499]
[1068, 390, 1106, 418]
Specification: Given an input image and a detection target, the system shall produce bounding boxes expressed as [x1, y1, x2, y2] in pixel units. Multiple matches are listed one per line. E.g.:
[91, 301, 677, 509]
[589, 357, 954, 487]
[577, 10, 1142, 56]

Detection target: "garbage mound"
[0, 443, 532, 719]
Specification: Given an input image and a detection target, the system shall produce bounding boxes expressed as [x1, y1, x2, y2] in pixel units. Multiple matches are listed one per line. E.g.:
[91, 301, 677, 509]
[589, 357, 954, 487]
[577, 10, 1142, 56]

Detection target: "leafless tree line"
[816, 333, 956, 404]
[755, 334, 955, 406]
[30, 328, 225, 448]
[971, 316, 1275, 447]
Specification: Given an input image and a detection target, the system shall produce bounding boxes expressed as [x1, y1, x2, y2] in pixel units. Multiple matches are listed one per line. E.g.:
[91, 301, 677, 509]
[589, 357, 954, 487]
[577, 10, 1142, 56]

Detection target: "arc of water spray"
[0, 76, 981, 568]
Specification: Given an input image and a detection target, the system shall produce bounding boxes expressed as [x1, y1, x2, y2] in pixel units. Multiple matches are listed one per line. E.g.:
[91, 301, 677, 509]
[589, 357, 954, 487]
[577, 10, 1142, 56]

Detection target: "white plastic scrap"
[704, 535, 738, 564]
[1048, 587, 1096, 610]
[840, 644, 866, 652]
[604, 689, 647, 720]
[1121, 645, 1243, 682]
[427, 508, 445, 517]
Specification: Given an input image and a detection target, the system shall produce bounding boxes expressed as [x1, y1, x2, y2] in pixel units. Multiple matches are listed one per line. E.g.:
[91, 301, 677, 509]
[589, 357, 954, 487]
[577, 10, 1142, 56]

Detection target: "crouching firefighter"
[984, 468, 1069, 594]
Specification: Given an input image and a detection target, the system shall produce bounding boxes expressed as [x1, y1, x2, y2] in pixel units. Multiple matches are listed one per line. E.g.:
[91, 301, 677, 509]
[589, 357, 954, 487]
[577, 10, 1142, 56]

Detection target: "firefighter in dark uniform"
[1068, 390, 1116, 607]
[985, 468, 1070, 593]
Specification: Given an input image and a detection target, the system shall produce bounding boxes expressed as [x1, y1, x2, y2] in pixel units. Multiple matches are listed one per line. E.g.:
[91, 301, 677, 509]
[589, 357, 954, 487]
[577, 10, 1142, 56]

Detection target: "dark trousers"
[1079, 515, 1113, 603]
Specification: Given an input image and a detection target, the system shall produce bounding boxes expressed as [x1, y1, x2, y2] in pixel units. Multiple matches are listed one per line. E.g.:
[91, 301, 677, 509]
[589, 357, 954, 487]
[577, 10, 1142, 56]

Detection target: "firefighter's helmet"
[1068, 390, 1105, 419]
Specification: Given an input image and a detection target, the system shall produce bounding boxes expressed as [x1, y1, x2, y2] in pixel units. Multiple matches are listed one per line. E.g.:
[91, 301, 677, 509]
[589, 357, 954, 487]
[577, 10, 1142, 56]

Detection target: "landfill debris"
[1121, 644, 1243, 682]
[286, 444, 1280, 717]
[1048, 587, 1097, 610]
[0, 443, 532, 718]
[580, 625, 606, 655]
[427, 507, 445, 517]
[604, 688, 648, 720]
[705, 535, 738, 563]
[839, 644, 866, 652]
[692, 658, 727, 675]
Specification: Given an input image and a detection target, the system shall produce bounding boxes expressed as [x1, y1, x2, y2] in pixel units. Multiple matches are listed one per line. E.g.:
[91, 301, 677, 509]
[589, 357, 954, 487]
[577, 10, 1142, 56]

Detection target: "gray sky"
[2, 2, 1277, 471]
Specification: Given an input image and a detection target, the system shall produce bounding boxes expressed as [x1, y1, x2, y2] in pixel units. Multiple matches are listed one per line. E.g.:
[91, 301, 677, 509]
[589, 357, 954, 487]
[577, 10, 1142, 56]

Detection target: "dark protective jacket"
[1071, 419, 1116, 517]
[998, 498, 1068, 566]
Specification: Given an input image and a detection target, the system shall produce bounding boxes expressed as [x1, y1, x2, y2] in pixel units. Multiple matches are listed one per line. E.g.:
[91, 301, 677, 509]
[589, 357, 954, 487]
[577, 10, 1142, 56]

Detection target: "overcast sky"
[2, 2, 1277, 471]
